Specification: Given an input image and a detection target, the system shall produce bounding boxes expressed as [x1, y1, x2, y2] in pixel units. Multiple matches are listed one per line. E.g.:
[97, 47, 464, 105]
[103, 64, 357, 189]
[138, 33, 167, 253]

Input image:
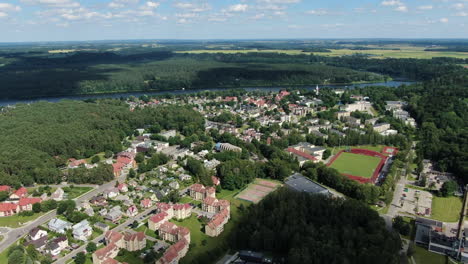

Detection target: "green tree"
[32, 202, 42, 213]
[440, 181, 457, 197]
[322, 149, 332, 160]
[104, 150, 113, 159]
[74, 252, 86, 264]
[91, 155, 100, 164]
[86, 242, 97, 253]
[8, 250, 25, 264]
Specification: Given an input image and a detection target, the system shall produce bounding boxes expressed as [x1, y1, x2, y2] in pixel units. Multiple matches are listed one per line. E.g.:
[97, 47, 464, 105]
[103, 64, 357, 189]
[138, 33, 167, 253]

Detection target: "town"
[0, 85, 463, 264]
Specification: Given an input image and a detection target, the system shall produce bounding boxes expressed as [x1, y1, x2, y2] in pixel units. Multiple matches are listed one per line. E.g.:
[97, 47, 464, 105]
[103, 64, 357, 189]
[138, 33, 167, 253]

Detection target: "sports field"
[329, 152, 382, 179]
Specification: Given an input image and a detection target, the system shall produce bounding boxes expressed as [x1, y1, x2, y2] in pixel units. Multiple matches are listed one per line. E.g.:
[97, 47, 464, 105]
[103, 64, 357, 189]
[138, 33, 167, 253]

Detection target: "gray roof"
[285, 173, 329, 195]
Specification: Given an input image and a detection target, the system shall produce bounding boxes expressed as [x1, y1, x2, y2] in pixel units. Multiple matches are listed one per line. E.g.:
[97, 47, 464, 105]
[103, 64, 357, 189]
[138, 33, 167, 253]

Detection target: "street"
[0, 174, 126, 253]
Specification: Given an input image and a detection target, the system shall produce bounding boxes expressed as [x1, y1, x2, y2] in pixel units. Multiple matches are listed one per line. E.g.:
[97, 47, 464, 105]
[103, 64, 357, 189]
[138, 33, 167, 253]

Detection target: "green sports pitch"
[329, 152, 382, 178]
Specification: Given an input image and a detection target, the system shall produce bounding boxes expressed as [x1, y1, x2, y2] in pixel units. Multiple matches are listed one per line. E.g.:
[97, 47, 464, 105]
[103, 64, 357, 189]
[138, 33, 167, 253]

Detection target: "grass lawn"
[431, 196, 462, 222]
[0, 212, 46, 228]
[329, 152, 382, 178]
[65, 186, 94, 199]
[115, 249, 144, 264]
[177, 188, 251, 264]
[412, 245, 447, 264]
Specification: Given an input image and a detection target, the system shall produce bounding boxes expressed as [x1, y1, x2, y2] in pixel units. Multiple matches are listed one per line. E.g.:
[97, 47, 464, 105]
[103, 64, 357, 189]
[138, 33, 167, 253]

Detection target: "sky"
[0, 0, 467, 42]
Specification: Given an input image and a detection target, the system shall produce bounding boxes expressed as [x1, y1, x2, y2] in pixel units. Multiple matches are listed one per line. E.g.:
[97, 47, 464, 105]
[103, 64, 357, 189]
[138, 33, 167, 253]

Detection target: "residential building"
[202, 197, 230, 214]
[48, 218, 72, 234]
[72, 220, 93, 241]
[10, 187, 28, 200]
[205, 208, 230, 237]
[172, 204, 191, 220]
[123, 232, 146, 251]
[215, 142, 242, 153]
[50, 188, 65, 201]
[0, 203, 19, 217]
[47, 236, 68, 256]
[18, 197, 41, 211]
[158, 222, 190, 243]
[29, 227, 47, 241]
[105, 206, 123, 223]
[189, 184, 216, 201]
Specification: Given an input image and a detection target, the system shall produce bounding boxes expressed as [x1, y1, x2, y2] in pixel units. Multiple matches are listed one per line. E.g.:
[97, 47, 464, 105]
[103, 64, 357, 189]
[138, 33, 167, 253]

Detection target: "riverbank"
[0, 81, 413, 106]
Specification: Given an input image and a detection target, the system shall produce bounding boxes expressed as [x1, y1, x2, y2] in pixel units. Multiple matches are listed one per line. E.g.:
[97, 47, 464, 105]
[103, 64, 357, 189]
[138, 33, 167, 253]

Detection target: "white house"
[48, 218, 72, 234]
[72, 220, 93, 241]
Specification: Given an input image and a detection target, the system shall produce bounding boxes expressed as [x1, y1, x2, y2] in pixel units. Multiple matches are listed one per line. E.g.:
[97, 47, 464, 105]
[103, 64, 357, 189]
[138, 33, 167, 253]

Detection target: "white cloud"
[381, 0, 401, 6]
[440, 17, 449, 23]
[0, 11, 7, 17]
[306, 9, 331, 15]
[146, 1, 159, 8]
[251, 13, 265, 20]
[455, 11, 468, 16]
[228, 4, 248, 12]
[175, 13, 197, 18]
[174, 2, 211, 12]
[417, 5, 432, 10]
[257, 0, 300, 3]
[451, 3, 464, 10]
[21, 0, 80, 8]
[395, 5, 407, 12]
[381, 0, 407, 12]
[0, 3, 22, 12]
[108, 0, 139, 9]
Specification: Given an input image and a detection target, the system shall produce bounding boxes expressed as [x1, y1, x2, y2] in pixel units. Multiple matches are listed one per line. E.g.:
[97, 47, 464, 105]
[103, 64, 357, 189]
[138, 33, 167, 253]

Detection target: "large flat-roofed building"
[285, 173, 330, 196]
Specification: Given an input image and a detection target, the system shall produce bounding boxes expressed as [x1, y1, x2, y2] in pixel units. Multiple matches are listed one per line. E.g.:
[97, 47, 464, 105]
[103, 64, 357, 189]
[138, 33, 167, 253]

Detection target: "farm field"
[431, 196, 462, 222]
[177, 46, 468, 59]
[329, 152, 382, 179]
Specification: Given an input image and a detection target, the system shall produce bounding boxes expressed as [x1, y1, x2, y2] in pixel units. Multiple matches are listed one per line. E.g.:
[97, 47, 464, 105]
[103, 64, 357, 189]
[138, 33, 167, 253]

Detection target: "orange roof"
[105, 230, 123, 245]
[117, 157, 132, 165]
[0, 185, 10, 192]
[18, 197, 41, 206]
[149, 212, 168, 224]
[13, 187, 28, 197]
[123, 231, 145, 242]
[0, 203, 18, 212]
[203, 197, 217, 206]
[173, 203, 191, 211]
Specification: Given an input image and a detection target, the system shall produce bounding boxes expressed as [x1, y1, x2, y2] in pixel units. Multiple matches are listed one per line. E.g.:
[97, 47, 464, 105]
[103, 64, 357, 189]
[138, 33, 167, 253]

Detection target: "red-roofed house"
[202, 197, 230, 214]
[0, 185, 11, 193]
[140, 198, 152, 209]
[126, 205, 138, 217]
[158, 222, 190, 243]
[205, 208, 230, 237]
[10, 187, 28, 200]
[112, 162, 125, 177]
[69, 159, 87, 169]
[92, 242, 120, 264]
[18, 197, 42, 211]
[211, 176, 220, 186]
[172, 203, 191, 220]
[189, 184, 216, 201]
[156, 238, 189, 264]
[105, 230, 123, 248]
[148, 212, 170, 231]
[0, 203, 19, 217]
[123, 231, 146, 251]
[116, 156, 136, 169]
[117, 183, 128, 193]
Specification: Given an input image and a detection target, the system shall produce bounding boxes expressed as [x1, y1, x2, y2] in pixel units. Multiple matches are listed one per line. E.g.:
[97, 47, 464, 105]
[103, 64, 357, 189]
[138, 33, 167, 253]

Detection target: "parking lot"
[399, 187, 433, 216]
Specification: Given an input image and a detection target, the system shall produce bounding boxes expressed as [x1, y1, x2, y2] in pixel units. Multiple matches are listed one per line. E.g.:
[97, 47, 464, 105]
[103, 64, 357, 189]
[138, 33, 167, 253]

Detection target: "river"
[0, 80, 413, 106]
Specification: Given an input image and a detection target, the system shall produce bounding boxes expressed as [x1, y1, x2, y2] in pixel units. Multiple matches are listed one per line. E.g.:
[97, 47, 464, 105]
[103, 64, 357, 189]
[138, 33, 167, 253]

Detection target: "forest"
[232, 188, 401, 264]
[0, 100, 204, 186]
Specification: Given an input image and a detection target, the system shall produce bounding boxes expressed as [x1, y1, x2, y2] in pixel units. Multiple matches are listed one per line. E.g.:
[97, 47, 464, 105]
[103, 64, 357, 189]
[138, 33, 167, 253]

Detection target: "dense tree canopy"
[232, 189, 401, 264]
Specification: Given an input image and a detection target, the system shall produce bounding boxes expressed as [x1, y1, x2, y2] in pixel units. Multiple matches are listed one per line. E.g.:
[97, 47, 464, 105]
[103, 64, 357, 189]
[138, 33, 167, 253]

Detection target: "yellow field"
[177, 45, 468, 59]
[48, 49, 96, 54]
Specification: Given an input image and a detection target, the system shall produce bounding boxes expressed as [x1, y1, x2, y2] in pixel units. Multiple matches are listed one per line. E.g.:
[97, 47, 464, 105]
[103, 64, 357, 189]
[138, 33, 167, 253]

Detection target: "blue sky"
[0, 0, 467, 42]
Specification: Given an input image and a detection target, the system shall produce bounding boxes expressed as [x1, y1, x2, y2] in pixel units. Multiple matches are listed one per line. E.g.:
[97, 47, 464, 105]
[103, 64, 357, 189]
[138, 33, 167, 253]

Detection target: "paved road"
[56, 204, 157, 264]
[0, 174, 127, 253]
